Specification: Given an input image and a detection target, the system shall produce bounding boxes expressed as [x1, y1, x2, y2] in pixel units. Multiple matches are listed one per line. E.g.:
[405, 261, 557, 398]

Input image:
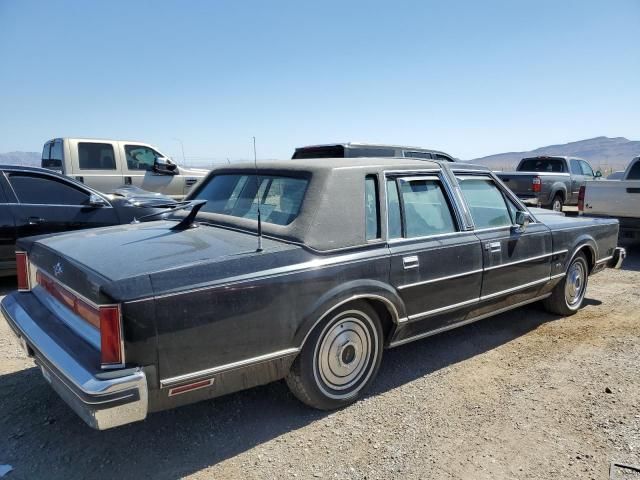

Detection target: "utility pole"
[173, 138, 186, 165]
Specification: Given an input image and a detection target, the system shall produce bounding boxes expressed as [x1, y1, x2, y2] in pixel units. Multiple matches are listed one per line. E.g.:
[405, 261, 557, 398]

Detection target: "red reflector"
[532, 176, 541, 193]
[578, 185, 585, 212]
[16, 252, 31, 291]
[168, 379, 214, 397]
[100, 306, 123, 367]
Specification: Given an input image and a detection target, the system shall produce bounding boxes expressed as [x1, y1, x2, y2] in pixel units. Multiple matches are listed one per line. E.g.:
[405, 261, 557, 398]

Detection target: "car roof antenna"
[253, 136, 263, 252]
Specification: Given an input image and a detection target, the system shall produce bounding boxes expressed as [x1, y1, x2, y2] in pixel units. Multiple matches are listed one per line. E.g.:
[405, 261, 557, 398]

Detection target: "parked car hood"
[22, 221, 300, 302]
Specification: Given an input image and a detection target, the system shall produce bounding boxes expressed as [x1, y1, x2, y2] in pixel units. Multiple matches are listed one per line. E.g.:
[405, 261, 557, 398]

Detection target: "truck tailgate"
[584, 180, 640, 218]
[496, 172, 537, 195]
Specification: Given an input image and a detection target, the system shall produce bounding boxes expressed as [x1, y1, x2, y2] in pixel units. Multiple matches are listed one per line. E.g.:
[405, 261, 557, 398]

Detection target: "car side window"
[570, 159, 582, 175]
[403, 151, 432, 159]
[7, 173, 91, 205]
[628, 161, 640, 180]
[365, 175, 380, 240]
[457, 177, 513, 229]
[397, 177, 457, 238]
[78, 143, 116, 170]
[386, 179, 402, 239]
[579, 161, 594, 177]
[125, 145, 160, 171]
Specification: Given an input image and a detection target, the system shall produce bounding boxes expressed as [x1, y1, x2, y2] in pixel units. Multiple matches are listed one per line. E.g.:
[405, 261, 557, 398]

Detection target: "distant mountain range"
[469, 136, 640, 173]
[2, 136, 639, 174]
[0, 151, 40, 166]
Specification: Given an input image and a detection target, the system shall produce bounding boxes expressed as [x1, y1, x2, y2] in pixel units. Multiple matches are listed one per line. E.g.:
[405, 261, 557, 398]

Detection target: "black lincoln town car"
[1, 158, 625, 429]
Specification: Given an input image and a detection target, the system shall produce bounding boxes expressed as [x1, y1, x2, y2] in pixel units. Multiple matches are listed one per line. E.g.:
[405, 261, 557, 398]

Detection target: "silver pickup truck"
[41, 138, 209, 199]
[496, 156, 601, 211]
[581, 156, 640, 243]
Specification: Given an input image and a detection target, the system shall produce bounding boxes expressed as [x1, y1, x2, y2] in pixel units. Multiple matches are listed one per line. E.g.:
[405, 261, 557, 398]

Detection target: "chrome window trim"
[160, 348, 300, 388]
[387, 230, 477, 245]
[389, 293, 552, 348]
[382, 168, 467, 241]
[398, 268, 483, 290]
[2, 168, 113, 208]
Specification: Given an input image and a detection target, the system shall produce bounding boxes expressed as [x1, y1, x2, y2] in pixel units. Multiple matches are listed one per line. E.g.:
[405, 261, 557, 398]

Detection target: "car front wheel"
[286, 301, 383, 410]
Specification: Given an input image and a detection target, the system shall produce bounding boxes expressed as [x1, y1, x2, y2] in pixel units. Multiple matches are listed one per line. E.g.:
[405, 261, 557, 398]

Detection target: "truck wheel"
[543, 252, 589, 316]
[550, 194, 564, 212]
[286, 301, 383, 410]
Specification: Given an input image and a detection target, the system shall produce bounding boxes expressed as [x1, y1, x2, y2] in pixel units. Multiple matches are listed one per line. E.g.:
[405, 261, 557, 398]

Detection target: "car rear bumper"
[607, 247, 626, 269]
[1, 293, 148, 430]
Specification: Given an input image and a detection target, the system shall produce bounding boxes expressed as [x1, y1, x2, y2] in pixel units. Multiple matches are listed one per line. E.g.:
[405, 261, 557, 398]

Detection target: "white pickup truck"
[41, 138, 209, 199]
[580, 156, 640, 243]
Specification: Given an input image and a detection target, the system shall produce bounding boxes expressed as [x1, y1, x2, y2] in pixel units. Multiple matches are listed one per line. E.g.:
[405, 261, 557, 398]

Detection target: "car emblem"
[53, 262, 63, 277]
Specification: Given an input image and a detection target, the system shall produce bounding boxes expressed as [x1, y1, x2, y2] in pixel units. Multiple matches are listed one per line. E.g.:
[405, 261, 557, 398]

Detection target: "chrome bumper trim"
[1, 294, 148, 430]
[607, 247, 626, 269]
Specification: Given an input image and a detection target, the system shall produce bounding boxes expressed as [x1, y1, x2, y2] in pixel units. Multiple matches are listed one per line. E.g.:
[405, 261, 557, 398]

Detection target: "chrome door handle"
[27, 216, 45, 225]
[403, 255, 419, 270]
[484, 241, 501, 253]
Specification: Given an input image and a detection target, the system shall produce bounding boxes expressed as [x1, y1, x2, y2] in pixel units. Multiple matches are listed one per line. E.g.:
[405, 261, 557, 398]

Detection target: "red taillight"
[16, 252, 31, 291]
[578, 185, 585, 212]
[99, 305, 123, 367]
[35, 270, 123, 368]
[532, 176, 541, 193]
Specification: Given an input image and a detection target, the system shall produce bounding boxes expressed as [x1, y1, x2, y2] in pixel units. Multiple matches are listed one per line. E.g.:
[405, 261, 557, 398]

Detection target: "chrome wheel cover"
[313, 310, 378, 399]
[552, 199, 563, 211]
[565, 260, 586, 307]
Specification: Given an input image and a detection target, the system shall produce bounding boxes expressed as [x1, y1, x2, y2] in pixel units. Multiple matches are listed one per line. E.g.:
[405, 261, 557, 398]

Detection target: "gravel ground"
[0, 247, 639, 480]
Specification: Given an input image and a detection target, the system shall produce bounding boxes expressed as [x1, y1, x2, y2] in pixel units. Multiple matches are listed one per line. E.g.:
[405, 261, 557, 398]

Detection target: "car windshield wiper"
[132, 200, 208, 230]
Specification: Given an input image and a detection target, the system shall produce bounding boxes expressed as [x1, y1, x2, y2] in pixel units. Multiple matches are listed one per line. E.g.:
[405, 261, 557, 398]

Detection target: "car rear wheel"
[286, 301, 383, 410]
[543, 252, 589, 315]
[550, 194, 564, 212]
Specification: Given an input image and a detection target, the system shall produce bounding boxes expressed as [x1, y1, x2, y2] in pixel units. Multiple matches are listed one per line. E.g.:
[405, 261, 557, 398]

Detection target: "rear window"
[293, 146, 345, 159]
[78, 142, 116, 170]
[518, 158, 565, 173]
[193, 174, 308, 225]
[41, 140, 64, 171]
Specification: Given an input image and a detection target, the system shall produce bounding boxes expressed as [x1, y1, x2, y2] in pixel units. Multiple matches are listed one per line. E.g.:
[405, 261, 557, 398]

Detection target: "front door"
[4, 171, 119, 238]
[387, 174, 483, 341]
[122, 144, 183, 197]
[455, 174, 552, 307]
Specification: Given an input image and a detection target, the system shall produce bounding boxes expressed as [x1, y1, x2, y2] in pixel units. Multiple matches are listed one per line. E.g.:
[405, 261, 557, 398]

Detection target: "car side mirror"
[594, 170, 602, 178]
[154, 156, 177, 174]
[88, 193, 108, 208]
[513, 211, 532, 232]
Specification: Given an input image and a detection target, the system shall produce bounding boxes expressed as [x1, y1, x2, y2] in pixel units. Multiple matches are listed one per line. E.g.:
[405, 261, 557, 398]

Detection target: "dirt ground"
[0, 247, 639, 480]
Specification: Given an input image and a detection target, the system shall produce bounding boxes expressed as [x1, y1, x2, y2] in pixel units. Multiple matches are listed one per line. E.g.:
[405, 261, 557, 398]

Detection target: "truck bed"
[583, 180, 640, 218]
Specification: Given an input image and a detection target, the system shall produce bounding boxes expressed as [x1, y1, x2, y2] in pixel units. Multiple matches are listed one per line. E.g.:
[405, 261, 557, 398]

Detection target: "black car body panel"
[1, 158, 623, 429]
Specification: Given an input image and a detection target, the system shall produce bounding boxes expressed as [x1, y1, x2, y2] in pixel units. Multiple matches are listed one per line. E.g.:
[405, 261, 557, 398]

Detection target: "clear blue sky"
[1, 0, 638, 163]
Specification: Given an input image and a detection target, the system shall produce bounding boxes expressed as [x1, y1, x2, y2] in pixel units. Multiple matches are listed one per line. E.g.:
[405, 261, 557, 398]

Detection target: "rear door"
[70, 140, 124, 193]
[4, 171, 119, 238]
[455, 174, 552, 305]
[122, 143, 183, 197]
[569, 159, 586, 202]
[388, 173, 483, 339]
[0, 173, 17, 273]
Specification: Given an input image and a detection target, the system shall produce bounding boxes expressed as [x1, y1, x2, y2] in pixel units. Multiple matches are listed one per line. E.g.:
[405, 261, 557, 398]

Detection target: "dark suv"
[292, 142, 455, 162]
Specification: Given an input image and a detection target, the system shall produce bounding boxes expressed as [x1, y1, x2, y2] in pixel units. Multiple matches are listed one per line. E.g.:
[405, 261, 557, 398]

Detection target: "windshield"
[192, 174, 308, 225]
[518, 158, 565, 173]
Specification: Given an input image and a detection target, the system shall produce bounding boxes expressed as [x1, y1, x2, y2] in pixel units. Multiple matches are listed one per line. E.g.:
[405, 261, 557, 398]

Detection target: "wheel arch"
[293, 280, 406, 349]
[566, 237, 597, 273]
